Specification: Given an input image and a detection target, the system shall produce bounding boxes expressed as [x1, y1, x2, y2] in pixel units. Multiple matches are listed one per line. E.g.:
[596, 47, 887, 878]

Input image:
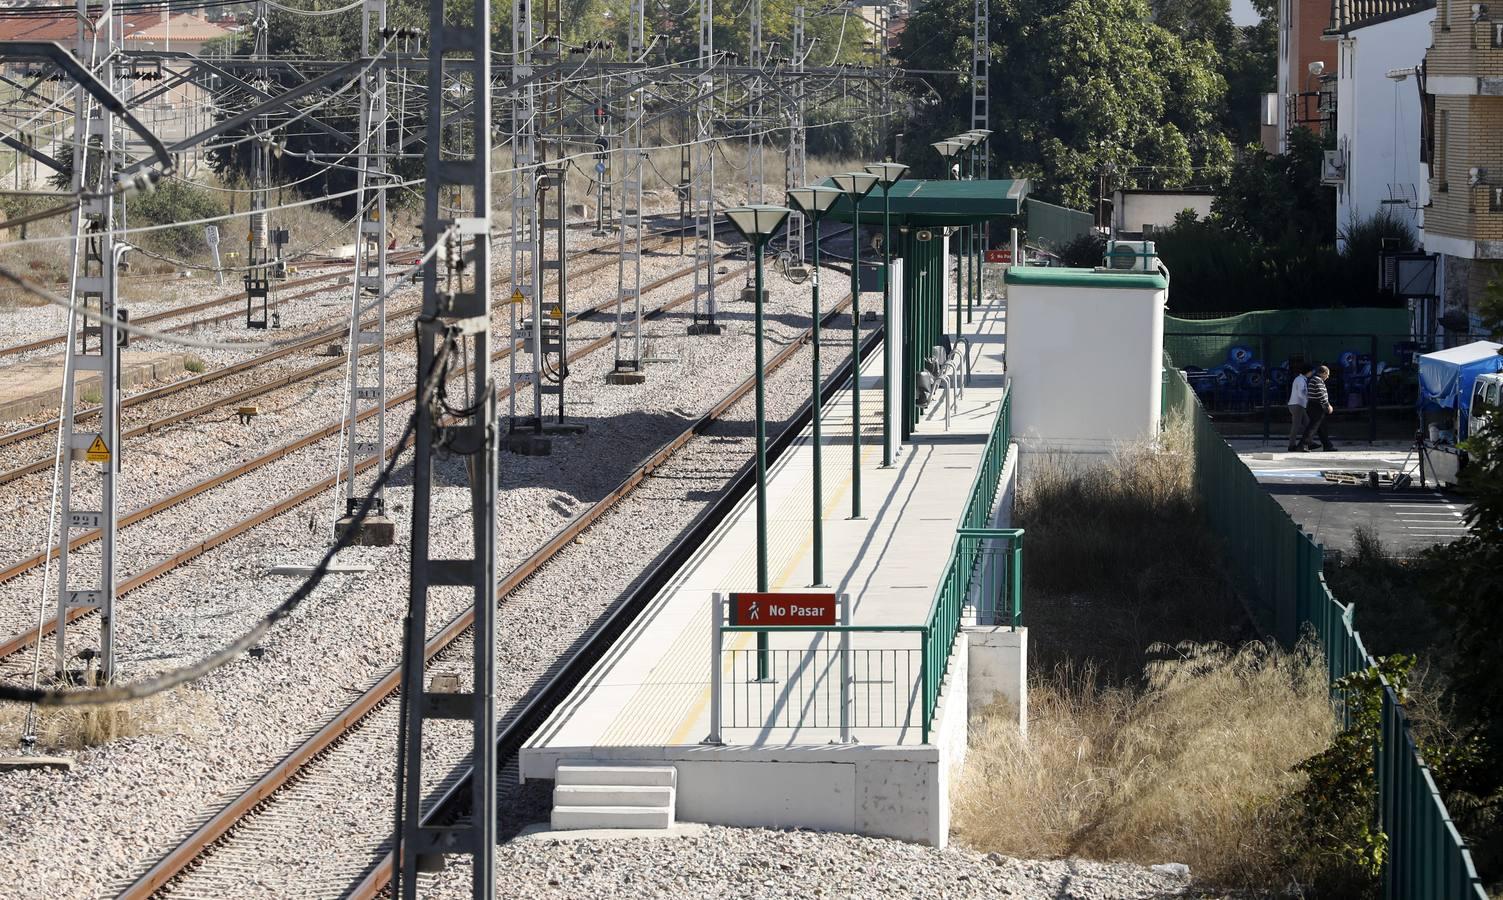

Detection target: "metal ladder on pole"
[786, 4, 808, 267]
[336, 0, 393, 544]
[391, 0, 497, 887]
[688, 0, 721, 335]
[610, 3, 646, 381]
[508, 0, 542, 438]
[55, 0, 120, 683]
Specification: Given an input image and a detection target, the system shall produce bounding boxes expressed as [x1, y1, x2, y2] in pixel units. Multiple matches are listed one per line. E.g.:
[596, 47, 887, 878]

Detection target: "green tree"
[1423, 408, 1503, 884]
[898, 0, 1229, 206]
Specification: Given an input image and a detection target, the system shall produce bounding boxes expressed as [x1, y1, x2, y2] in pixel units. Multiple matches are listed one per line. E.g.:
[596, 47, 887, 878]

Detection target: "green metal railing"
[963, 390, 1012, 529]
[919, 384, 1019, 742]
[716, 625, 924, 743]
[711, 382, 1020, 746]
[1163, 362, 1487, 900]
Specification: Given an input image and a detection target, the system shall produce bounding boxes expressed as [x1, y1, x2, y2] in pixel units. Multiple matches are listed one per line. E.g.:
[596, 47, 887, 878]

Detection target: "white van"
[1470, 372, 1503, 439]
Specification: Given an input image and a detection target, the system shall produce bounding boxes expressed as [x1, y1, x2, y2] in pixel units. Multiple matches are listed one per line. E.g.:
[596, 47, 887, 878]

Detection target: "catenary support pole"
[392, 0, 495, 891]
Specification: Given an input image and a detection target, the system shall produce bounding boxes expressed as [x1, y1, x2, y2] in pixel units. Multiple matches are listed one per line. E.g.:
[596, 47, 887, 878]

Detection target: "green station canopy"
[822, 178, 1029, 226]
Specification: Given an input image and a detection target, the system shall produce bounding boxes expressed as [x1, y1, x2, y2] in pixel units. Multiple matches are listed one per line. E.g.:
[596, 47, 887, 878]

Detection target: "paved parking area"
[1232, 441, 1470, 555]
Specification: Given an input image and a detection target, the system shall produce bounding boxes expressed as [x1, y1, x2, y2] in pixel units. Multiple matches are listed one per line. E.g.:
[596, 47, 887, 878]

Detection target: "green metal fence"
[1163, 363, 1488, 900]
[921, 384, 1020, 742]
[713, 382, 1021, 746]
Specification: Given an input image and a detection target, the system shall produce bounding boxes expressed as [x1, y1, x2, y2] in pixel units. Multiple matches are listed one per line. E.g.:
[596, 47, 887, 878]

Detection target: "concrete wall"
[1005, 279, 1167, 456]
[537, 633, 972, 848]
[1334, 10, 1433, 247]
[966, 627, 1028, 736]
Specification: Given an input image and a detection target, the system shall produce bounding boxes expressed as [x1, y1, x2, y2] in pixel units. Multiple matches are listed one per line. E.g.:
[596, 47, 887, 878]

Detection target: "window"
[1438, 109, 1450, 191]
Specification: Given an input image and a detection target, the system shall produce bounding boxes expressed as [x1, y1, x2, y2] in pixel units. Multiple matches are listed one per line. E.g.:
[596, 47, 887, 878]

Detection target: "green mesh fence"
[1163, 363, 1488, 900]
[1024, 197, 1094, 252]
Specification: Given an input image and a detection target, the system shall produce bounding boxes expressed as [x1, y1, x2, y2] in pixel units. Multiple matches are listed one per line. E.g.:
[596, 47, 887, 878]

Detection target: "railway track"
[115, 290, 873, 900]
[0, 258, 423, 361]
[0, 219, 710, 473]
[0, 255, 750, 662]
[0, 212, 707, 362]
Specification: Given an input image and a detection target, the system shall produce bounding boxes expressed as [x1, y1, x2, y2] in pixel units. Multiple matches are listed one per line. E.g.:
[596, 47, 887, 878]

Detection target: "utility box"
[1002, 265, 1168, 457]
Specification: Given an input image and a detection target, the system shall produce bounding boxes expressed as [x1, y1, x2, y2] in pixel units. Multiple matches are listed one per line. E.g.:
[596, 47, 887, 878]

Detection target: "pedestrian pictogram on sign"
[84, 435, 111, 464]
[729, 592, 837, 627]
[985, 248, 1012, 264]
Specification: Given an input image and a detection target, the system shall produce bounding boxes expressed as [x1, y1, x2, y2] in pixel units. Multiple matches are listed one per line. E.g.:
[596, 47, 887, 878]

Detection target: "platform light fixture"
[786, 185, 844, 588]
[864, 162, 908, 469]
[725, 203, 792, 681]
[829, 171, 880, 520]
[932, 139, 964, 180]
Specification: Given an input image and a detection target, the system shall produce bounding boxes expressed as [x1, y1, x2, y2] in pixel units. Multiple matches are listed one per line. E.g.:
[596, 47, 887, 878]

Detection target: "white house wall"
[1335, 8, 1434, 249]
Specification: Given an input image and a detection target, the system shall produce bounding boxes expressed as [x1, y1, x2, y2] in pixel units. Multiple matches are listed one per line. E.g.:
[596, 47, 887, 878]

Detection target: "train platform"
[519, 290, 1019, 845]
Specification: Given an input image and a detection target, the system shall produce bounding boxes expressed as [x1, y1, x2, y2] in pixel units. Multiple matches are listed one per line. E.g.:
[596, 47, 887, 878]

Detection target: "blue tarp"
[1418, 341, 1503, 416]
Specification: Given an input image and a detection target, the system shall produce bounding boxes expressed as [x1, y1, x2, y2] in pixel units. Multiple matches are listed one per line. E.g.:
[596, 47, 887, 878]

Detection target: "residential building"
[1419, 0, 1503, 334]
[1277, 0, 1340, 148]
[1327, 0, 1435, 248]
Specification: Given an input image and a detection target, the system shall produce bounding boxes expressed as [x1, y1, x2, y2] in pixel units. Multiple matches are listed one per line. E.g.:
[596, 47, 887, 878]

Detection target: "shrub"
[1056, 232, 1106, 268]
[954, 640, 1335, 889]
[127, 178, 230, 260]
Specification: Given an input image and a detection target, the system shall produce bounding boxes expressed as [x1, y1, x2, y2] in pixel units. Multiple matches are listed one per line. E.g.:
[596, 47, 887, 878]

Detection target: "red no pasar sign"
[729, 592, 837, 627]
[984, 248, 1012, 264]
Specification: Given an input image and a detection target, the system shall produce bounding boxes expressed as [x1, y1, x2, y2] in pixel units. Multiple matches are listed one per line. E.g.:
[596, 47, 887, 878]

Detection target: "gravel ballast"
[425, 827, 1196, 900]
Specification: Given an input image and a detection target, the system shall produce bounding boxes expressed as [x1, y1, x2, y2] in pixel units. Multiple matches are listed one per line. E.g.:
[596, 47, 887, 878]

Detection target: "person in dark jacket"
[1299, 365, 1336, 452]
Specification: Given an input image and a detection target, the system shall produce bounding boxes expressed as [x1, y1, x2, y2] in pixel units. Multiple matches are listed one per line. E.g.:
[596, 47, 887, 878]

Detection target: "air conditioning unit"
[1103, 240, 1156, 272]
[1322, 149, 1347, 185]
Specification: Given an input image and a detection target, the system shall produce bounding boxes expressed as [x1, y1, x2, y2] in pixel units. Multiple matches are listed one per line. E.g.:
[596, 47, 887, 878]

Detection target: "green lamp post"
[786, 185, 843, 587]
[864, 161, 908, 469]
[934, 139, 968, 341]
[725, 203, 792, 680]
[829, 171, 879, 519]
[962, 130, 991, 322]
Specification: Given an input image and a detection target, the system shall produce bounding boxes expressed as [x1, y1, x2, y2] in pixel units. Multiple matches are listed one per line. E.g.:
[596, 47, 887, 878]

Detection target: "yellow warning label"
[548, 307, 562, 319]
[85, 435, 110, 464]
[510, 289, 524, 304]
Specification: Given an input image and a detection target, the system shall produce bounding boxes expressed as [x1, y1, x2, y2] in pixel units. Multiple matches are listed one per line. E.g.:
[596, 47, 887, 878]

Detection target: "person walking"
[1300, 365, 1336, 452]
[1286, 362, 1311, 452]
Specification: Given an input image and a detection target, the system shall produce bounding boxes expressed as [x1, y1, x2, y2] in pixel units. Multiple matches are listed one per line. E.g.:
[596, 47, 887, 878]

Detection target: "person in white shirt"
[1287, 363, 1311, 452]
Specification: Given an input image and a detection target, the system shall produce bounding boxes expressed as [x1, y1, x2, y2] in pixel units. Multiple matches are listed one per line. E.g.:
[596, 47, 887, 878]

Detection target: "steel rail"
[121, 289, 864, 900]
[0, 220, 711, 454]
[0, 261, 748, 661]
[0, 233, 662, 477]
[350, 312, 883, 900]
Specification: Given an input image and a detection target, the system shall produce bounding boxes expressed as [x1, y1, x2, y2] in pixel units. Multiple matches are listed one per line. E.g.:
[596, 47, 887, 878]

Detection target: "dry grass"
[954, 640, 1336, 888]
[0, 684, 210, 752]
[1016, 422, 1254, 679]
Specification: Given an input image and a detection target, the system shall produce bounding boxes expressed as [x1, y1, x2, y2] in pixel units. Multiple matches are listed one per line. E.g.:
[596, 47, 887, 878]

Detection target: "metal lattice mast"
[688, 0, 721, 335]
[536, 0, 571, 417]
[55, 0, 121, 682]
[786, 5, 807, 265]
[744, 0, 765, 287]
[971, 0, 989, 176]
[509, 0, 541, 431]
[336, 0, 393, 543]
[392, 0, 496, 888]
[971, 0, 990, 308]
[611, 0, 646, 380]
[245, 0, 275, 329]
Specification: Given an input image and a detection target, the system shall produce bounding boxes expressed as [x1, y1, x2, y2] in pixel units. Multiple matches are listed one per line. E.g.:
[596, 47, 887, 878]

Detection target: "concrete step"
[550, 805, 675, 831]
[554, 784, 674, 809]
[556, 763, 676, 788]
